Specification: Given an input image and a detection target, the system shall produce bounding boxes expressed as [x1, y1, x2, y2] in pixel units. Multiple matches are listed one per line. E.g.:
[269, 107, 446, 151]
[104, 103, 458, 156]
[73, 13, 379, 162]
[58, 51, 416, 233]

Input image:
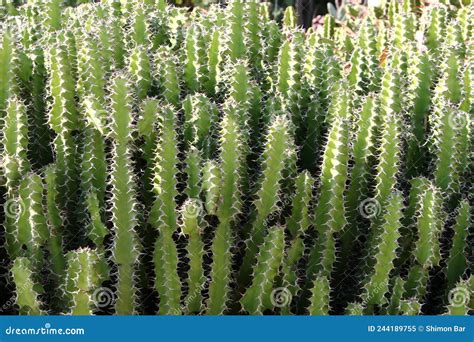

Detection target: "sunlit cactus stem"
[307, 115, 349, 283]
[181, 199, 205, 313]
[340, 96, 377, 266]
[207, 111, 243, 315]
[309, 275, 330, 315]
[239, 116, 291, 287]
[240, 226, 285, 314]
[64, 248, 106, 315]
[362, 192, 403, 308]
[11, 257, 43, 315]
[1, 96, 29, 194]
[109, 78, 140, 315]
[0, 32, 14, 116]
[43, 165, 66, 276]
[152, 106, 181, 315]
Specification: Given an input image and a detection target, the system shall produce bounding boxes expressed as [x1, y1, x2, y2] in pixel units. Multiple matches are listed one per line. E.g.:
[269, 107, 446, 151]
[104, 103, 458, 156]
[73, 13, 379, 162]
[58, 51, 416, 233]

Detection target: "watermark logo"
[4, 198, 25, 219]
[448, 287, 470, 308]
[358, 198, 381, 219]
[270, 287, 292, 308]
[448, 111, 468, 130]
[92, 287, 115, 308]
[181, 199, 203, 220]
[5, 323, 85, 336]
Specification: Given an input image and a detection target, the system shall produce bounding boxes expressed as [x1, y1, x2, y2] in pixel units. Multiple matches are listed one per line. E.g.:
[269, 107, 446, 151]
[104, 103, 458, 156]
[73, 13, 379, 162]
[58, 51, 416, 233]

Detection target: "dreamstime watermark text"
[4, 323, 85, 336]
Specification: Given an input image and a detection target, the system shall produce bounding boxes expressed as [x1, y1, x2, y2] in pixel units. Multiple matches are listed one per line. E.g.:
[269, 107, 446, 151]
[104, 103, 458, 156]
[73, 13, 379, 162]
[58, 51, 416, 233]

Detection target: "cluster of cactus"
[0, 0, 472, 315]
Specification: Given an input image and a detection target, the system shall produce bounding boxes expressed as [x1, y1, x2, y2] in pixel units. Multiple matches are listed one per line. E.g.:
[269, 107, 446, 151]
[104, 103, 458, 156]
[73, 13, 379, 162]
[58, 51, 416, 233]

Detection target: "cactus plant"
[0, 0, 472, 317]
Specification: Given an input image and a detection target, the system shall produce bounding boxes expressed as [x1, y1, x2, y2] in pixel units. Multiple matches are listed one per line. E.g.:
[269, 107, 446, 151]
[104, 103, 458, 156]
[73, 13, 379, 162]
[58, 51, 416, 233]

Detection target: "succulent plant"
[1, 0, 471, 316]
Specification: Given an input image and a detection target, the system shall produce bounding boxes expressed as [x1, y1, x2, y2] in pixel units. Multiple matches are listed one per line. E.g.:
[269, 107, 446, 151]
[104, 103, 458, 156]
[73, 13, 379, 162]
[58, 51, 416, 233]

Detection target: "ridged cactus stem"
[46, 43, 79, 225]
[152, 106, 181, 315]
[404, 183, 443, 300]
[201, 160, 221, 217]
[228, 0, 245, 62]
[86, 192, 108, 249]
[76, 35, 106, 104]
[387, 276, 405, 315]
[204, 30, 220, 96]
[11, 257, 42, 315]
[65, 248, 103, 315]
[280, 171, 313, 314]
[445, 200, 470, 289]
[246, 1, 262, 69]
[340, 96, 377, 265]
[3, 192, 20, 259]
[364, 111, 402, 273]
[0, 32, 14, 117]
[399, 298, 421, 315]
[15, 174, 48, 272]
[185, 147, 201, 199]
[29, 46, 51, 167]
[307, 115, 349, 281]
[403, 264, 428, 301]
[405, 50, 432, 177]
[44, 165, 66, 276]
[240, 227, 285, 314]
[129, 46, 151, 100]
[160, 52, 180, 107]
[373, 57, 402, 215]
[137, 99, 159, 207]
[109, 78, 140, 315]
[308, 275, 330, 315]
[346, 302, 365, 315]
[182, 94, 217, 159]
[431, 89, 464, 196]
[396, 177, 428, 271]
[184, 26, 200, 93]
[413, 185, 443, 270]
[207, 112, 243, 315]
[2, 97, 29, 194]
[362, 192, 403, 307]
[239, 116, 291, 287]
[181, 200, 205, 313]
[80, 126, 107, 208]
[45, 0, 62, 31]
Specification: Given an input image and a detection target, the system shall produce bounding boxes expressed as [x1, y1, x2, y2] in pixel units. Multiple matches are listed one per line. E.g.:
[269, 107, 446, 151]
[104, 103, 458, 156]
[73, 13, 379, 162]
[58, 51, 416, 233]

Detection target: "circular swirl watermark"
[448, 111, 468, 130]
[270, 287, 292, 308]
[448, 287, 470, 308]
[4, 199, 25, 219]
[358, 198, 381, 219]
[92, 287, 115, 308]
[181, 199, 203, 220]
